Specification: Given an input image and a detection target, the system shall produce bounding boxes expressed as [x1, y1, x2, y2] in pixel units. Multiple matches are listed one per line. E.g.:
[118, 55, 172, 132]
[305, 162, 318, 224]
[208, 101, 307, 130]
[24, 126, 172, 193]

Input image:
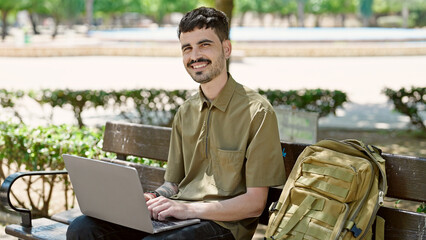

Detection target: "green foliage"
[117, 89, 192, 126]
[394, 199, 401, 208]
[0, 89, 24, 109]
[410, 9, 426, 27]
[29, 89, 113, 128]
[360, 0, 374, 18]
[0, 89, 25, 122]
[3, 88, 348, 128]
[307, 0, 356, 15]
[0, 122, 104, 175]
[0, 0, 29, 39]
[28, 89, 193, 128]
[0, 121, 164, 217]
[383, 86, 425, 132]
[0, 121, 104, 216]
[417, 203, 426, 213]
[258, 89, 348, 118]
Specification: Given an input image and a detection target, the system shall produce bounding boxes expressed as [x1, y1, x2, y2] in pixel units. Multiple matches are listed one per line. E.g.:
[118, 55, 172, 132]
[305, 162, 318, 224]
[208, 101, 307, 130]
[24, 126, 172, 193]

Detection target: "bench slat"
[5, 218, 67, 240]
[102, 122, 171, 162]
[51, 208, 82, 224]
[383, 153, 426, 202]
[377, 207, 426, 240]
[138, 165, 166, 192]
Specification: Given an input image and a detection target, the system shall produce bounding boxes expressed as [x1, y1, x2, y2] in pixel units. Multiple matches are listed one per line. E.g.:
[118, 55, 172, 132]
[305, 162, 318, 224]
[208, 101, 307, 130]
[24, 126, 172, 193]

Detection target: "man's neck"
[200, 72, 228, 101]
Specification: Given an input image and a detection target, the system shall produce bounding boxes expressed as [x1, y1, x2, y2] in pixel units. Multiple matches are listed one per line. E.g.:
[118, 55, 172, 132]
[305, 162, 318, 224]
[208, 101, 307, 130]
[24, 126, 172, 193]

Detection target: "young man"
[67, 7, 285, 240]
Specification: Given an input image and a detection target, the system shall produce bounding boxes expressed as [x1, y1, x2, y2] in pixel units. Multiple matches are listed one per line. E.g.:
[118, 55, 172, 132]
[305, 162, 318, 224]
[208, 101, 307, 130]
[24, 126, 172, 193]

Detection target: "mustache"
[187, 58, 211, 67]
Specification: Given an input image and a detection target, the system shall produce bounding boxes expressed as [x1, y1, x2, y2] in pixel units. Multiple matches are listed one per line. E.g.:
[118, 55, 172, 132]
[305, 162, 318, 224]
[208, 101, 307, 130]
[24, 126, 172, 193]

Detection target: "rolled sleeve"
[245, 108, 286, 187]
[165, 109, 185, 184]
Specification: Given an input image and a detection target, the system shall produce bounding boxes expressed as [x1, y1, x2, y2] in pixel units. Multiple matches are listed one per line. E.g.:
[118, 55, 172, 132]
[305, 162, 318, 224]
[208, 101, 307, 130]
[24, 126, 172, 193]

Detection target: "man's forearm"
[147, 187, 268, 221]
[189, 187, 268, 221]
[156, 181, 179, 198]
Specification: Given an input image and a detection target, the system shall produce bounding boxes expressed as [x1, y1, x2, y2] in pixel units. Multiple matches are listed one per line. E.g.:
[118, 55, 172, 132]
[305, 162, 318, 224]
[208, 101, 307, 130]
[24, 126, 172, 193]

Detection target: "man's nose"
[189, 47, 201, 61]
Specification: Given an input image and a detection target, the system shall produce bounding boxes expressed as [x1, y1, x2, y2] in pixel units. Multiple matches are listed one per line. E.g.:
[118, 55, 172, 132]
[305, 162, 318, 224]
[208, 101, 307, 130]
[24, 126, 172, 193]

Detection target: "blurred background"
[1, 1, 426, 238]
[1, 0, 425, 152]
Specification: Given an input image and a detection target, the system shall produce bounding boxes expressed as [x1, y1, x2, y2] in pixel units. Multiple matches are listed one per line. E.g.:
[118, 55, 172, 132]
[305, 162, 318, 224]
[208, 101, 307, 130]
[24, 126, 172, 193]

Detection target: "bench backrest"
[102, 121, 426, 239]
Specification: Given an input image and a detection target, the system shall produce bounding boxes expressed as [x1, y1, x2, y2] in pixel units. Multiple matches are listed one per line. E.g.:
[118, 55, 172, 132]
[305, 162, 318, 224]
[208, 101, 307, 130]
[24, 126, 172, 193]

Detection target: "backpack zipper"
[358, 190, 384, 239]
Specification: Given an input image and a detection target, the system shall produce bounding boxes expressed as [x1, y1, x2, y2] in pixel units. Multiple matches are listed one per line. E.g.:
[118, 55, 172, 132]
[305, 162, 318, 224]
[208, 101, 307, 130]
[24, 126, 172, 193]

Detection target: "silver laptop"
[63, 154, 200, 234]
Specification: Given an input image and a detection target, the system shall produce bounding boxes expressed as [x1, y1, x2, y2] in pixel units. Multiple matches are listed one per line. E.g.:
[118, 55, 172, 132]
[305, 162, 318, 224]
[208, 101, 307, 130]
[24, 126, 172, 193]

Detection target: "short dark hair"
[178, 7, 229, 42]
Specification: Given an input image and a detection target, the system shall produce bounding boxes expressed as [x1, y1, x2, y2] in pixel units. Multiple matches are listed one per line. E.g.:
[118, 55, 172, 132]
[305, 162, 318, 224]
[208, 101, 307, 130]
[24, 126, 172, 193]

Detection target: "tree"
[234, 0, 254, 26]
[360, 0, 374, 26]
[306, 0, 356, 27]
[85, 0, 94, 31]
[139, 0, 198, 26]
[216, 0, 234, 33]
[278, 0, 298, 26]
[297, 0, 307, 27]
[0, 0, 28, 40]
[25, 0, 46, 35]
[252, 0, 285, 26]
[94, 0, 131, 27]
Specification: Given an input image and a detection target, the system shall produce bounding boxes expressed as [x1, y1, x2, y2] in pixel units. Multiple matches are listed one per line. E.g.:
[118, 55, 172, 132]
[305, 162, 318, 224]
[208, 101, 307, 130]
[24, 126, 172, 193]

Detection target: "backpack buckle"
[350, 224, 363, 237]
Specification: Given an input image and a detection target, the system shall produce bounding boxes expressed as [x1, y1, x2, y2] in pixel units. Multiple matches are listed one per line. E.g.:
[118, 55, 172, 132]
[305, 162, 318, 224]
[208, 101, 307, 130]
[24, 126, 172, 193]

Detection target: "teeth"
[193, 63, 207, 69]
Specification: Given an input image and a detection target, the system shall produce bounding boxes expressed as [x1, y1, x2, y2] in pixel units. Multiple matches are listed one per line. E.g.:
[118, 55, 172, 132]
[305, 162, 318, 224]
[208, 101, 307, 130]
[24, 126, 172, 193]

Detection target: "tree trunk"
[315, 15, 321, 27]
[1, 10, 9, 41]
[85, 0, 94, 32]
[215, 0, 234, 35]
[239, 11, 246, 26]
[402, 0, 409, 28]
[340, 14, 346, 27]
[360, 0, 373, 27]
[215, 0, 234, 71]
[29, 12, 40, 35]
[52, 18, 60, 39]
[297, 0, 305, 27]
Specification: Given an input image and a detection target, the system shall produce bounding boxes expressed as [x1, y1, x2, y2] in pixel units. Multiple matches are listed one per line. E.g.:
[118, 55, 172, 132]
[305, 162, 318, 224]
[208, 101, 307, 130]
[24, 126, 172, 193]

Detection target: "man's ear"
[222, 39, 232, 59]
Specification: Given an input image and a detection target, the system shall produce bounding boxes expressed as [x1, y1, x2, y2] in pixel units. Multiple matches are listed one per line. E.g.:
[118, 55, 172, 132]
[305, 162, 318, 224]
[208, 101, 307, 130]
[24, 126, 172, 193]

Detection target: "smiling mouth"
[193, 63, 208, 69]
[188, 59, 211, 70]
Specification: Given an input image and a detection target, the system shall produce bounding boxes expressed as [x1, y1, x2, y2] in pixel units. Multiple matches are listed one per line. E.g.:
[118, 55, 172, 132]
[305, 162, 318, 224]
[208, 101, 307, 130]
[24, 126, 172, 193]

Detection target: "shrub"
[28, 89, 193, 128]
[383, 87, 425, 132]
[258, 89, 348, 118]
[0, 121, 165, 217]
[0, 122, 105, 217]
[0, 89, 25, 122]
[2, 88, 348, 128]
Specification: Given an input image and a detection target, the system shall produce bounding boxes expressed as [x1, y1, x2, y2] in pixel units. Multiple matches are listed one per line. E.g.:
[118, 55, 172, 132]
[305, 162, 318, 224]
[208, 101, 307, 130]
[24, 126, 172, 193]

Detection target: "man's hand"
[146, 187, 268, 222]
[144, 192, 157, 202]
[147, 196, 191, 221]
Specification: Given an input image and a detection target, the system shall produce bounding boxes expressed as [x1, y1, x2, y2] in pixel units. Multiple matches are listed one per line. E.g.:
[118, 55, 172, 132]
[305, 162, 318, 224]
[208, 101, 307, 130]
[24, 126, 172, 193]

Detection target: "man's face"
[179, 28, 230, 84]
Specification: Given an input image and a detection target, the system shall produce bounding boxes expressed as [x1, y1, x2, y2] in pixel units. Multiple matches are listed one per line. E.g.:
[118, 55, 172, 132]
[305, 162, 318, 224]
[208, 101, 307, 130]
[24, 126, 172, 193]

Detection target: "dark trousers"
[66, 215, 235, 240]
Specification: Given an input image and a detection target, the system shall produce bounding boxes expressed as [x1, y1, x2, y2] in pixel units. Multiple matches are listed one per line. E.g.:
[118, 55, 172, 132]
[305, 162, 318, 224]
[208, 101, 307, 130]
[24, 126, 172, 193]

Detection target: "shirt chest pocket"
[212, 149, 245, 193]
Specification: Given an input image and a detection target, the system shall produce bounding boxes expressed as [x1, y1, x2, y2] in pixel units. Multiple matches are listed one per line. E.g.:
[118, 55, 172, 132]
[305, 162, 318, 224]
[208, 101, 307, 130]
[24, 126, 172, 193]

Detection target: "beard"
[186, 50, 226, 84]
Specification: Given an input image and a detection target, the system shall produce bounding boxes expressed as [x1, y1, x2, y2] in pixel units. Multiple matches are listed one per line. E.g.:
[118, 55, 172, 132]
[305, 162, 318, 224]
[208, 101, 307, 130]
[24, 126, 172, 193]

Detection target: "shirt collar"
[198, 74, 236, 112]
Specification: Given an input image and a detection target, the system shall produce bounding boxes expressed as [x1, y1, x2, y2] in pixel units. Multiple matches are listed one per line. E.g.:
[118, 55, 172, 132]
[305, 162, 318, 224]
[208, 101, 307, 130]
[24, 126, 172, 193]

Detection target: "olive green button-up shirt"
[165, 75, 285, 239]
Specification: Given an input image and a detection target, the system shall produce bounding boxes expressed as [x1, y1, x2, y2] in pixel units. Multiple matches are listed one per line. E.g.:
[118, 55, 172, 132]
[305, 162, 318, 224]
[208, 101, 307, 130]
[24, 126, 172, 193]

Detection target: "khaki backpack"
[265, 139, 387, 240]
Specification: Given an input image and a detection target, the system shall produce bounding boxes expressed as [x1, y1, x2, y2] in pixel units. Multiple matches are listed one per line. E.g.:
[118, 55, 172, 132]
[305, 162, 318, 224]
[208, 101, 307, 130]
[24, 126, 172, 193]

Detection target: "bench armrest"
[0, 170, 68, 228]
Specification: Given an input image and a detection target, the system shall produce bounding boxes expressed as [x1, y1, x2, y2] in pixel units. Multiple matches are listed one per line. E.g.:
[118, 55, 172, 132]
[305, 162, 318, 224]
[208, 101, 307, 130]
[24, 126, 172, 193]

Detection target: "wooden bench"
[1, 121, 425, 240]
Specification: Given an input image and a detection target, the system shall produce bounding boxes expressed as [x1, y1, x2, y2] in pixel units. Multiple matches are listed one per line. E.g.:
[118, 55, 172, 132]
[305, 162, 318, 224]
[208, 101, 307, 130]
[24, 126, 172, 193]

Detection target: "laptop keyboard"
[152, 219, 177, 229]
